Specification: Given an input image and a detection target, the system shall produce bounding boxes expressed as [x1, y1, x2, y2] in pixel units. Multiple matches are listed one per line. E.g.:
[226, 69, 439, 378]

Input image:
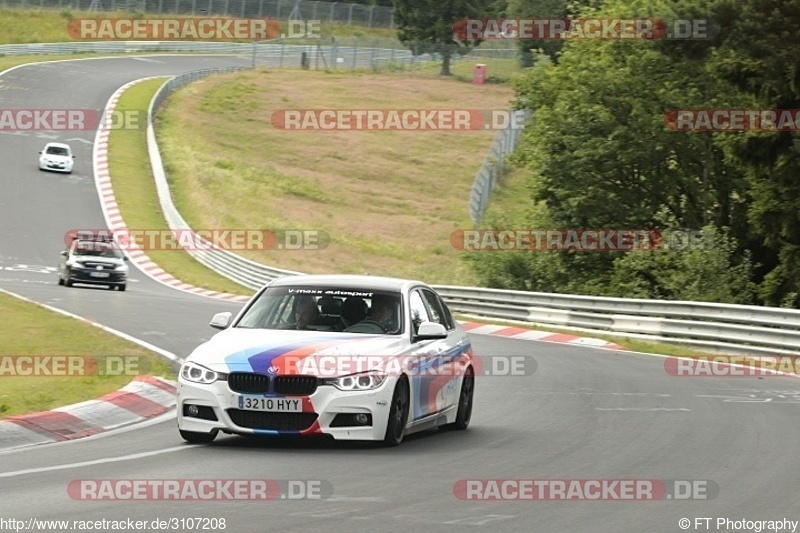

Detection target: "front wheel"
[382, 377, 409, 446]
[442, 367, 474, 431]
[179, 429, 218, 444]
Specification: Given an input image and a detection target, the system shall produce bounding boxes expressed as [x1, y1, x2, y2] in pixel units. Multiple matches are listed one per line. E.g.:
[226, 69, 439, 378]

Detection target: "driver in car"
[365, 294, 399, 334]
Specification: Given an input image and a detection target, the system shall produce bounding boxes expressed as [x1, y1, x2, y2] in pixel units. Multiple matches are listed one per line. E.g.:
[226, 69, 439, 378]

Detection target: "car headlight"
[114, 264, 128, 272]
[180, 362, 220, 384]
[321, 371, 387, 391]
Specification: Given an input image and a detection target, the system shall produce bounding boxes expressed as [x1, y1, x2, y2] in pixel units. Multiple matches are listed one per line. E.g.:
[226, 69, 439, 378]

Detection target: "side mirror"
[38, 151, 42, 154]
[415, 321, 447, 341]
[72, 155, 75, 159]
[60, 250, 68, 257]
[123, 256, 129, 261]
[209, 312, 232, 330]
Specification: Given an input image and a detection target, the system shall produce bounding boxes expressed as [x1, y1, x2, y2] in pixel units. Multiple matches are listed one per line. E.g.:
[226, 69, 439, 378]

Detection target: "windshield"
[72, 241, 124, 258]
[236, 287, 403, 334]
[45, 146, 69, 156]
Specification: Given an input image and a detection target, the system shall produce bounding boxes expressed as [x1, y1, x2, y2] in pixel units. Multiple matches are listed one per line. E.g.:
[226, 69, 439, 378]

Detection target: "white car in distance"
[39, 142, 75, 173]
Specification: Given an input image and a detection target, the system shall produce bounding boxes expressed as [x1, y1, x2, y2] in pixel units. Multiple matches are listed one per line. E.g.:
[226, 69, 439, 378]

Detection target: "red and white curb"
[92, 80, 249, 303]
[0, 376, 176, 451]
[460, 322, 626, 350]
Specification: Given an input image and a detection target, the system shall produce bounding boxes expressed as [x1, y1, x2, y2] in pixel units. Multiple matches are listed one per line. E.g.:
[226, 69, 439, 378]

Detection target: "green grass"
[155, 68, 515, 284]
[416, 57, 525, 82]
[0, 7, 399, 45]
[0, 291, 174, 418]
[107, 78, 254, 296]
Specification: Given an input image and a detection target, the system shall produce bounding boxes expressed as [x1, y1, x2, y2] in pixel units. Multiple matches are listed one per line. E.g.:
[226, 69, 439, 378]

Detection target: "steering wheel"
[343, 320, 387, 334]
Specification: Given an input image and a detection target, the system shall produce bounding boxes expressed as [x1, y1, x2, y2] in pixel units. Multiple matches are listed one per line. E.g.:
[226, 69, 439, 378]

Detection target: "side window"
[422, 290, 454, 330]
[408, 291, 431, 335]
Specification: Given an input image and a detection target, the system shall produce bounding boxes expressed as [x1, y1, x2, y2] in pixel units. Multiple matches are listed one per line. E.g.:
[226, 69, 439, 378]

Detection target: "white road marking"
[443, 515, 516, 526]
[327, 496, 388, 502]
[63, 137, 93, 144]
[0, 445, 189, 478]
[595, 407, 691, 411]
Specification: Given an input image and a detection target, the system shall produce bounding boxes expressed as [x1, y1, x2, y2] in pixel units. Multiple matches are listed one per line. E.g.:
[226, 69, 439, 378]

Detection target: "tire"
[118, 284, 126, 292]
[179, 429, 217, 444]
[58, 276, 64, 286]
[382, 376, 410, 447]
[442, 367, 474, 431]
[64, 271, 73, 287]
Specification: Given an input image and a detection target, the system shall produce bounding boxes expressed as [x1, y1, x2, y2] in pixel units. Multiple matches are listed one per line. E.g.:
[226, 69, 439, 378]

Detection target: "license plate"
[90, 272, 110, 278]
[238, 396, 302, 412]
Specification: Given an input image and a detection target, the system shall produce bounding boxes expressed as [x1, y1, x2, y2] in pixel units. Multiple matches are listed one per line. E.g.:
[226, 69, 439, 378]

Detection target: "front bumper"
[40, 160, 73, 172]
[67, 268, 127, 285]
[177, 377, 396, 441]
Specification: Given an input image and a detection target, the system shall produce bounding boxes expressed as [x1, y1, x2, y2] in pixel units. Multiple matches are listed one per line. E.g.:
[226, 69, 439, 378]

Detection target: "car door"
[407, 289, 455, 419]
[419, 289, 465, 413]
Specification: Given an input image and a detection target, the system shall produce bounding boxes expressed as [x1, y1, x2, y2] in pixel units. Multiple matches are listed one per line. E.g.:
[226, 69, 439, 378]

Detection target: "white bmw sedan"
[177, 275, 475, 446]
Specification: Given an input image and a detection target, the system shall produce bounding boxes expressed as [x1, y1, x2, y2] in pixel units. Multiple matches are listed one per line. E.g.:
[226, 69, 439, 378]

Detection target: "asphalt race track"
[2, 55, 800, 533]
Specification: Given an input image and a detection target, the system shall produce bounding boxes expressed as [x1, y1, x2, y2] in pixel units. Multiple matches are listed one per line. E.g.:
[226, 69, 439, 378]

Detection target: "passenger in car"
[340, 297, 368, 327]
[292, 295, 320, 330]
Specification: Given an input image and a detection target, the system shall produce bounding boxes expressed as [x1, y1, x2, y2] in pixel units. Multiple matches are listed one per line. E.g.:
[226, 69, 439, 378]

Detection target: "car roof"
[44, 142, 71, 149]
[268, 274, 427, 293]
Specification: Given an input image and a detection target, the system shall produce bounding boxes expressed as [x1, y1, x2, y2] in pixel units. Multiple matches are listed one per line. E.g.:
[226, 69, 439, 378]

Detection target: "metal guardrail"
[139, 68, 800, 356]
[469, 109, 530, 226]
[0, 0, 395, 28]
[434, 286, 800, 355]
[0, 39, 424, 72]
[0, 40, 271, 55]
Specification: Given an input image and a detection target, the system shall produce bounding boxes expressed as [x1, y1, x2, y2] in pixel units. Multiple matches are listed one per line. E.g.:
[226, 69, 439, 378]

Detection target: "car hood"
[42, 154, 71, 162]
[188, 328, 409, 376]
[70, 256, 124, 266]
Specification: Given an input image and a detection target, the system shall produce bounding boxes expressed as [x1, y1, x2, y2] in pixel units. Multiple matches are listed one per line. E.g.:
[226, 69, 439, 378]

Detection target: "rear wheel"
[382, 377, 409, 446]
[442, 367, 474, 431]
[179, 429, 217, 444]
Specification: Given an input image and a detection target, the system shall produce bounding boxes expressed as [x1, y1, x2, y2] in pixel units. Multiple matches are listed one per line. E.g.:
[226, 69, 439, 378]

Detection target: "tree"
[506, 0, 593, 66]
[466, 0, 755, 302]
[706, 0, 800, 307]
[392, 0, 486, 75]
